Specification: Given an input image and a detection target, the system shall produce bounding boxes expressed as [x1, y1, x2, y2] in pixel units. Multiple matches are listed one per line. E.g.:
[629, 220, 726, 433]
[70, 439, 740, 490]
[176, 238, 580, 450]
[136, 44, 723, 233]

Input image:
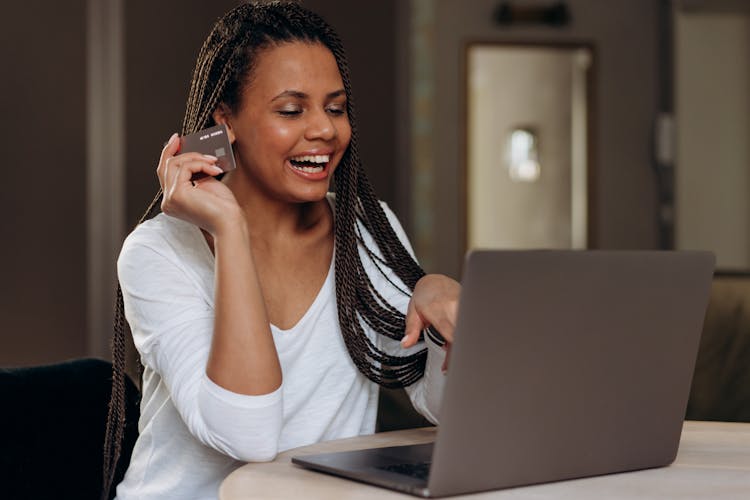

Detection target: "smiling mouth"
[289, 154, 330, 173]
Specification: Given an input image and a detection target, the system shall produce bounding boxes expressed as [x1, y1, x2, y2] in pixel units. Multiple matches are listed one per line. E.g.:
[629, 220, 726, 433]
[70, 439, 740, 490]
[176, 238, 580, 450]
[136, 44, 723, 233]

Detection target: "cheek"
[249, 122, 299, 156]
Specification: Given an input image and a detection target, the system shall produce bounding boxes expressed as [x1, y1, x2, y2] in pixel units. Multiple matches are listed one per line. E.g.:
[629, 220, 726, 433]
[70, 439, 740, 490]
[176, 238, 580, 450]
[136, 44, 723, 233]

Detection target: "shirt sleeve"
[370, 202, 447, 424]
[117, 231, 282, 462]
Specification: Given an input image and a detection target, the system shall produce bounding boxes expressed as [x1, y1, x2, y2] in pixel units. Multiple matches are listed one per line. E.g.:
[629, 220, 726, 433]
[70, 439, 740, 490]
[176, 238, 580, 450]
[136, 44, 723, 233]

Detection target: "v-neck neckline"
[192, 193, 336, 334]
[270, 255, 334, 333]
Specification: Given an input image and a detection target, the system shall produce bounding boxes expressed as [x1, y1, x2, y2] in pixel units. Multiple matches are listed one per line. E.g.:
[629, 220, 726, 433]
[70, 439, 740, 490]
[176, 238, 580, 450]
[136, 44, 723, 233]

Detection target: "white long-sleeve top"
[115, 195, 446, 500]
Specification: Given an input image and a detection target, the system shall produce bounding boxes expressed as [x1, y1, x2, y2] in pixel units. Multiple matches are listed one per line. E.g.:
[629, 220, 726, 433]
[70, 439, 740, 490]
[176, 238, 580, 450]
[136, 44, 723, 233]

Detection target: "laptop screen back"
[428, 250, 714, 496]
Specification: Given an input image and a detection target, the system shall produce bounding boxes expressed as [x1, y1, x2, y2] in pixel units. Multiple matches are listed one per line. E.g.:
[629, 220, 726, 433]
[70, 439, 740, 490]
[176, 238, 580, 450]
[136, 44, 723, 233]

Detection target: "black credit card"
[179, 123, 236, 179]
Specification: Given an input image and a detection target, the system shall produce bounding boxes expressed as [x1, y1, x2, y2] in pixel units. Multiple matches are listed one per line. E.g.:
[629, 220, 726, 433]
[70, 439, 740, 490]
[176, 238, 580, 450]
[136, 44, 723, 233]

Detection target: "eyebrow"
[271, 89, 346, 102]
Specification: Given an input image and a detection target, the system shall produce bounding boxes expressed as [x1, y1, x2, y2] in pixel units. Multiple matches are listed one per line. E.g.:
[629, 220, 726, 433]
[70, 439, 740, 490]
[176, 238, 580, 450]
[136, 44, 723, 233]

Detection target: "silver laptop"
[292, 250, 715, 497]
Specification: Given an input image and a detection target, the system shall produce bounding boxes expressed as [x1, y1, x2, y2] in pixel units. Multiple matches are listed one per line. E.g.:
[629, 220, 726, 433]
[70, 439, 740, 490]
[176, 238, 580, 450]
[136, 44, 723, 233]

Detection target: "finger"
[193, 173, 217, 185]
[165, 156, 222, 191]
[425, 297, 459, 344]
[157, 133, 180, 189]
[441, 344, 452, 374]
[428, 314, 456, 345]
[402, 298, 426, 348]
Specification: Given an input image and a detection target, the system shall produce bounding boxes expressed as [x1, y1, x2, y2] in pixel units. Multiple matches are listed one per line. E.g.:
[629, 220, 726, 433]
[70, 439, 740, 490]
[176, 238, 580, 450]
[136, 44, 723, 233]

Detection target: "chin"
[288, 184, 331, 204]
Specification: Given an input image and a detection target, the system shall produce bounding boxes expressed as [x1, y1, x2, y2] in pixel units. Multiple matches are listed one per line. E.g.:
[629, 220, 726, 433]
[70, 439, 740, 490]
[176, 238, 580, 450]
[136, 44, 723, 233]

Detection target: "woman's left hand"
[402, 274, 461, 370]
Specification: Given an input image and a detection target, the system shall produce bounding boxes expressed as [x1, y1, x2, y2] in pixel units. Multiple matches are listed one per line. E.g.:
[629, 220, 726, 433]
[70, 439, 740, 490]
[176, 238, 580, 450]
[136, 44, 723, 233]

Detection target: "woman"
[103, 2, 461, 499]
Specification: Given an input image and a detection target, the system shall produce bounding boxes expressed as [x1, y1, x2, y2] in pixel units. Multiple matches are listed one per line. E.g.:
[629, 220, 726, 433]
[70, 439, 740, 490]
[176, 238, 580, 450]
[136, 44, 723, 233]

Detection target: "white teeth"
[294, 165, 324, 173]
[290, 154, 330, 163]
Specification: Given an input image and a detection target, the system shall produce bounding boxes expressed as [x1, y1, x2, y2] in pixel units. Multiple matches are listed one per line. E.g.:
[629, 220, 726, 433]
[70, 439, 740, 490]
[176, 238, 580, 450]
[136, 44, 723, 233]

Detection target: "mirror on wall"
[465, 43, 594, 253]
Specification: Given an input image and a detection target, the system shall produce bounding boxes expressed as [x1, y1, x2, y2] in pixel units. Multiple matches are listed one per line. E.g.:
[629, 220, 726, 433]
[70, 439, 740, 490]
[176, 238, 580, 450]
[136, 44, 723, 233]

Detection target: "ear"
[212, 104, 236, 143]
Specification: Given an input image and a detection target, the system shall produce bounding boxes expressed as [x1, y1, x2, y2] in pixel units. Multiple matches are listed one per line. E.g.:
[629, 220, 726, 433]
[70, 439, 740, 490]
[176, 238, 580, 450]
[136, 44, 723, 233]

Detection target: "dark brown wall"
[0, 1, 87, 366]
[125, 0, 239, 228]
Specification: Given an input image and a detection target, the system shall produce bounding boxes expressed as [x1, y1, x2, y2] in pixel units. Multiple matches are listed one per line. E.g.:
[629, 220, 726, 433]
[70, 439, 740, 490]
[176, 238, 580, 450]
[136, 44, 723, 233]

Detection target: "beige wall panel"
[675, 12, 750, 269]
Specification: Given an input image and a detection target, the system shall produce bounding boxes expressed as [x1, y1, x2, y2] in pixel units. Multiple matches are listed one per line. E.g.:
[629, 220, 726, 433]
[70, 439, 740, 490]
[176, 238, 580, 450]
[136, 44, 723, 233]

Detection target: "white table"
[220, 421, 750, 499]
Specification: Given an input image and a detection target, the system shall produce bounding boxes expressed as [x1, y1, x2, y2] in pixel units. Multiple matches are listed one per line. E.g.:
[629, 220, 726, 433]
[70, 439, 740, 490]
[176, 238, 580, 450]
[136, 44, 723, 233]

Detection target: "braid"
[103, 2, 436, 497]
[194, 63, 236, 133]
[319, 18, 435, 386]
[101, 287, 126, 499]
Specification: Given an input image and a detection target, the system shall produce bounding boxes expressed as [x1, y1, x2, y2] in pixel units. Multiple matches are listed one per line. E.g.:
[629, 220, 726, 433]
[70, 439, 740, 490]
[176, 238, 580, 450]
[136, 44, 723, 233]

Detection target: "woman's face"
[220, 41, 352, 204]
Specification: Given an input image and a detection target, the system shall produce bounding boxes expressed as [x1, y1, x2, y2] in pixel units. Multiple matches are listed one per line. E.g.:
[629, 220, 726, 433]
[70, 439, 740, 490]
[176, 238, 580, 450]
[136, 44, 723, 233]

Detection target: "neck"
[221, 170, 331, 241]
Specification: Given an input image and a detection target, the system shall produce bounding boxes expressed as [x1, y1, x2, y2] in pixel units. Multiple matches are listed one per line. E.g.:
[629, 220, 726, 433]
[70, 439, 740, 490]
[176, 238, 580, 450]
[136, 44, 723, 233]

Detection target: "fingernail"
[168, 132, 178, 145]
[401, 337, 408, 346]
[203, 154, 218, 161]
[211, 165, 223, 174]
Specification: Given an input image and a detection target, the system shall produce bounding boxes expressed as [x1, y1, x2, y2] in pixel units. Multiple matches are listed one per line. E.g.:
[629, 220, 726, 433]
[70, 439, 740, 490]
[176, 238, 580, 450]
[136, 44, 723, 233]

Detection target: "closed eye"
[326, 107, 346, 116]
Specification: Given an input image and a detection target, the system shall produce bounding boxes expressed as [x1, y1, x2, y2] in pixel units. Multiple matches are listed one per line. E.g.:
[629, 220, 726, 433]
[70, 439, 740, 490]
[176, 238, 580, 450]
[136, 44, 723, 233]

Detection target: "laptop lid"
[427, 250, 715, 496]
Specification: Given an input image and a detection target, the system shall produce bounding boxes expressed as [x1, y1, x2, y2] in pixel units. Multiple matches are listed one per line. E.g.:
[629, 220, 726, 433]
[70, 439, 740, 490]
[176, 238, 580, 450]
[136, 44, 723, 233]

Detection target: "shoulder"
[120, 213, 189, 259]
[118, 213, 207, 282]
[327, 192, 415, 258]
[376, 200, 416, 260]
[327, 191, 403, 231]
[377, 200, 404, 231]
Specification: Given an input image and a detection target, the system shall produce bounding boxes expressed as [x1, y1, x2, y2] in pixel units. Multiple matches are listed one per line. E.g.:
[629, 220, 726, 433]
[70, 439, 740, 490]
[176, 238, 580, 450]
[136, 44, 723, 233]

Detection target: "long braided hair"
[102, 1, 438, 497]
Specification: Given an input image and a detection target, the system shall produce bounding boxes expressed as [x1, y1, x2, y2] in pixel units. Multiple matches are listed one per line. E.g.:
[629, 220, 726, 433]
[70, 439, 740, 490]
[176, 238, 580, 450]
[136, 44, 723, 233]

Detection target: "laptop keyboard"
[377, 461, 432, 481]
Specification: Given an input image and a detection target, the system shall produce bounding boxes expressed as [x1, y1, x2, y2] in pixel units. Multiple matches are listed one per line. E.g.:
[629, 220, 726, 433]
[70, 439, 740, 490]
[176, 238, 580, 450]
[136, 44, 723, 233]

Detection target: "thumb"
[402, 298, 426, 348]
[163, 132, 181, 156]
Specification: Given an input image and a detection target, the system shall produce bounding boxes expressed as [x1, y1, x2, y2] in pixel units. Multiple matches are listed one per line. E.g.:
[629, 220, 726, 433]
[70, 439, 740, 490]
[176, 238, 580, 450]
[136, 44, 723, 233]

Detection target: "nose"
[305, 108, 337, 142]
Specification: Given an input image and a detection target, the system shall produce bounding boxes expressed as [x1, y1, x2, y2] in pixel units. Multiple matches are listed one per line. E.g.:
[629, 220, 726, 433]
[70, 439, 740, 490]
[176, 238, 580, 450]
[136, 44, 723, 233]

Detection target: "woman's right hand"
[157, 132, 242, 236]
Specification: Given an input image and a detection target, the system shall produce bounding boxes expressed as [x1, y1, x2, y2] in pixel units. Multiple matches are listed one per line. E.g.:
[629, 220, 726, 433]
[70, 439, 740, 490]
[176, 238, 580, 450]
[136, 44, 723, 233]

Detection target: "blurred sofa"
[0, 358, 140, 500]
[687, 272, 750, 422]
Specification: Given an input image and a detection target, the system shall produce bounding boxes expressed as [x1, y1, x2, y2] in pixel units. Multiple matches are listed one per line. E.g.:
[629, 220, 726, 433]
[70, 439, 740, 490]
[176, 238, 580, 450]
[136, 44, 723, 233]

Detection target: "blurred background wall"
[0, 1, 88, 366]
[1, 0, 748, 368]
